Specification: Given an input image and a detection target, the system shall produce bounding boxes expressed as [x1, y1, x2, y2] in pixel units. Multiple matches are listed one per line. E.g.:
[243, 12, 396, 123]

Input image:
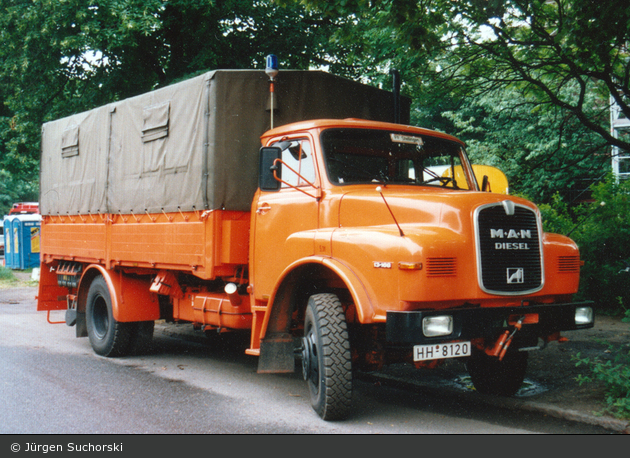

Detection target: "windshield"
[321, 128, 475, 190]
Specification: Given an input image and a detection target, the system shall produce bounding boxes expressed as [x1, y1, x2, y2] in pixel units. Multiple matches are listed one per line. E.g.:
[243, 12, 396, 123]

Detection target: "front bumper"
[386, 301, 595, 345]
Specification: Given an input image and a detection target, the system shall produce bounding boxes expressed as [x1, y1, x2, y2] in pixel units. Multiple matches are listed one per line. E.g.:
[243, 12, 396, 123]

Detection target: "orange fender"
[78, 265, 160, 322]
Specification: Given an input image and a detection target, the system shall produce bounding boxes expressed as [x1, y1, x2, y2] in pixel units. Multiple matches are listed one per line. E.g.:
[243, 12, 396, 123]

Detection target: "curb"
[361, 371, 630, 434]
[514, 401, 630, 434]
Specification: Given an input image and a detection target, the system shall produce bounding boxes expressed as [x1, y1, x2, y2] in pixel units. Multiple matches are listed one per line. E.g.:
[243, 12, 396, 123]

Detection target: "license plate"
[413, 341, 471, 361]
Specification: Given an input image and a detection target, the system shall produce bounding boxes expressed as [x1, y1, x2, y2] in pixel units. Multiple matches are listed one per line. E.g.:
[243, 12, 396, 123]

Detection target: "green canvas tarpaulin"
[40, 70, 410, 215]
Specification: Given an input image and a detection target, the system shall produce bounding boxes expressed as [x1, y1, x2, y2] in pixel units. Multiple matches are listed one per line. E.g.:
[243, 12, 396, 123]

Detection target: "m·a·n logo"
[507, 267, 524, 284]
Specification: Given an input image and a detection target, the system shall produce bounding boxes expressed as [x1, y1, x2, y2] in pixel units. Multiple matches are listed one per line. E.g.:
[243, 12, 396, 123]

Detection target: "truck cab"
[250, 118, 593, 420]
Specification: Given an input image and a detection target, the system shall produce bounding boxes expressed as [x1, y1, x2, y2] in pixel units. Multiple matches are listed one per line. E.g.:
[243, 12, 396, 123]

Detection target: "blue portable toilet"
[3, 216, 16, 268]
[11, 214, 41, 269]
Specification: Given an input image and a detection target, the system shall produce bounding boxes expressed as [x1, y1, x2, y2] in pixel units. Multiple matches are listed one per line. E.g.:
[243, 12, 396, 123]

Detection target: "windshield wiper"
[420, 168, 458, 188]
[328, 157, 387, 186]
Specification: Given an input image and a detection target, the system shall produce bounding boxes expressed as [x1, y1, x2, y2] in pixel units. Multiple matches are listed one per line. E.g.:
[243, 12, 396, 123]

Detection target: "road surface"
[0, 286, 613, 434]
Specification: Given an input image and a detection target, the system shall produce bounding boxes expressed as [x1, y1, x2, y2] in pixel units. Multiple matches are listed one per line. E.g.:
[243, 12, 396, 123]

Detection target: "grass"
[0, 264, 38, 288]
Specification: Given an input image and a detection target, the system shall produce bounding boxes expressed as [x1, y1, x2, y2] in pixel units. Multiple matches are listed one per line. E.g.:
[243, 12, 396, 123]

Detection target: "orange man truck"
[37, 69, 594, 420]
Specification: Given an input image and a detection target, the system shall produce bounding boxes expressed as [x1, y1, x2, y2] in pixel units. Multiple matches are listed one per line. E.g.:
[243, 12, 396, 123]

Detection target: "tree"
[0, 0, 343, 211]
[300, 0, 630, 149]
[443, 84, 608, 202]
[0, 0, 168, 202]
[0, 169, 38, 217]
[296, 0, 630, 198]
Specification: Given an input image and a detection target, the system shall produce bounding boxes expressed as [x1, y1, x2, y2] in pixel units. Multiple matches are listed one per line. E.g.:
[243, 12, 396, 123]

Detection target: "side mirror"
[259, 147, 282, 191]
[472, 165, 509, 194]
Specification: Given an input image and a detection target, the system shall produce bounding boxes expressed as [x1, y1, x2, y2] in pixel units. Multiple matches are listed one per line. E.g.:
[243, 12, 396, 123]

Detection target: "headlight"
[422, 315, 453, 337]
[575, 306, 593, 325]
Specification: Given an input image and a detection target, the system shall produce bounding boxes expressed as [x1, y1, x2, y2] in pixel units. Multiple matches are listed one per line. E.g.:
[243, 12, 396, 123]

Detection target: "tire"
[85, 276, 134, 357]
[129, 321, 155, 355]
[301, 293, 352, 420]
[466, 348, 528, 396]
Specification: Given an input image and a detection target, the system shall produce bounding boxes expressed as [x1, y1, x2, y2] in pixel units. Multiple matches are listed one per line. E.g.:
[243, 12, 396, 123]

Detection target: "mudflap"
[257, 333, 296, 373]
[76, 311, 87, 337]
[65, 309, 87, 337]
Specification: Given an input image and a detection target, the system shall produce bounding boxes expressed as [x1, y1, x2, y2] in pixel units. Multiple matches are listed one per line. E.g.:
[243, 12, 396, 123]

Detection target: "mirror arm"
[482, 175, 490, 192]
[272, 158, 321, 200]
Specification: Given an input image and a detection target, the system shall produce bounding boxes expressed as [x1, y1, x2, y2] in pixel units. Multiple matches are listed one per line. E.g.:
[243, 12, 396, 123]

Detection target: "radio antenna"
[376, 186, 404, 237]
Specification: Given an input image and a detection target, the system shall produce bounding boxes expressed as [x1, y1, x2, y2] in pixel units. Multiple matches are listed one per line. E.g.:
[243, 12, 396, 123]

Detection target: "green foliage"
[0, 265, 37, 288]
[538, 175, 630, 313]
[0, 169, 38, 217]
[0, 0, 627, 419]
[442, 84, 608, 203]
[574, 319, 630, 420]
[539, 193, 630, 420]
[0, 0, 345, 202]
[298, 0, 630, 196]
[537, 193, 575, 235]
[2, 0, 628, 205]
[0, 264, 15, 281]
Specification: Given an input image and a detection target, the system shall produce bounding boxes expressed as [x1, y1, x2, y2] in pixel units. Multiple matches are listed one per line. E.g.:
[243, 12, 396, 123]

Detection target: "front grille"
[476, 203, 543, 294]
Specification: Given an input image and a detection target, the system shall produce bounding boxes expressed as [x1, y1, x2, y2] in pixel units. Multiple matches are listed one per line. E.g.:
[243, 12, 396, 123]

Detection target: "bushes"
[538, 174, 630, 314]
[573, 308, 630, 420]
[538, 175, 630, 419]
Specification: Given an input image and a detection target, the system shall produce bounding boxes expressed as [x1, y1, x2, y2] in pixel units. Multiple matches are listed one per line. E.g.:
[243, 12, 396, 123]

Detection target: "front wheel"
[466, 348, 528, 396]
[301, 293, 352, 421]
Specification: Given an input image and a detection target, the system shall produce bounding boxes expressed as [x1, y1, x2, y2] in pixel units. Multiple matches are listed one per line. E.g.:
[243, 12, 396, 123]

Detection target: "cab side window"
[281, 139, 315, 188]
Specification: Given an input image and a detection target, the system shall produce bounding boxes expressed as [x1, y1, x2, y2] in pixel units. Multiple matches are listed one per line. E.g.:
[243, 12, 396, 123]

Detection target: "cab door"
[251, 136, 320, 302]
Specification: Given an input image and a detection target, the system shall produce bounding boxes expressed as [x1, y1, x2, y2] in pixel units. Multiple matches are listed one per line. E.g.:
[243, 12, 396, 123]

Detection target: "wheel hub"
[301, 333, 319, 385]
[92, 296, 109, 339]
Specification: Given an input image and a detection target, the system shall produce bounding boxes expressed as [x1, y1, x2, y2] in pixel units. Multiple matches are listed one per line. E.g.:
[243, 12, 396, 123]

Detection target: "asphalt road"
[0, 286, 616, 434]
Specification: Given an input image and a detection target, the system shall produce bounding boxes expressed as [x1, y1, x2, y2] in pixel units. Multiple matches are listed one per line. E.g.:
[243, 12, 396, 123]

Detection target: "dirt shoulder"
[524, 315, 629, 416]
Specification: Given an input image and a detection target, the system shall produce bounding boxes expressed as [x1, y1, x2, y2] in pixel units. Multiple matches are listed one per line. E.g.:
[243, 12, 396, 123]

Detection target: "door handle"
[256, 204, 271, 215]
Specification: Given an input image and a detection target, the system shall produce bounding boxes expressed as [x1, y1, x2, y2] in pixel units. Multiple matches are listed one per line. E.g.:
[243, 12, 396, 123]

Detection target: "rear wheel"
[85, 276, 135, 357]
[466, 348, 528, 396]
[129, 321, 155, 355]
[301, 293, 352, 421]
